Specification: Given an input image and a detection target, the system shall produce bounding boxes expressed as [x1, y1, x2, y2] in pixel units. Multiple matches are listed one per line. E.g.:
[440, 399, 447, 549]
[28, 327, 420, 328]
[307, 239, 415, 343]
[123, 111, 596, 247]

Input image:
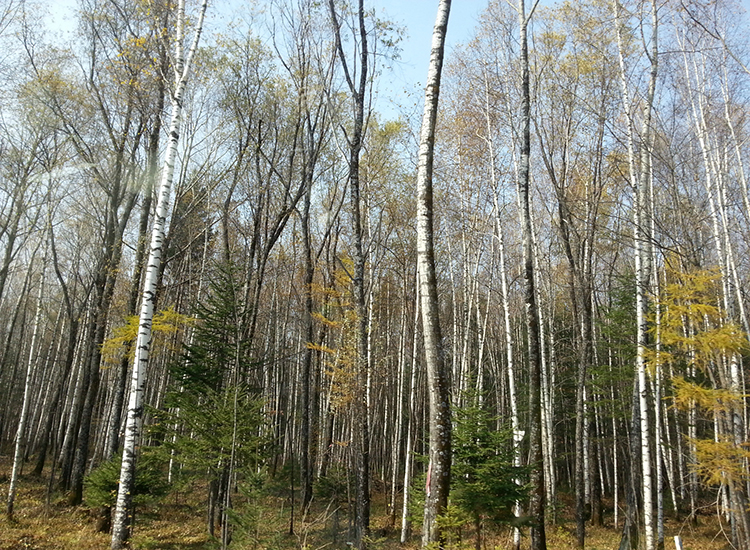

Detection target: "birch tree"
[533, 3, 617, 542]
[612, 0, 659, 548]
[416, 1, 451, 546]
[270, 0, 336, 510]
[111, 1, 207, 547]
[515, 1, 546, 548]
[19, 0, 167, 502]
[6, 238, 45, 520]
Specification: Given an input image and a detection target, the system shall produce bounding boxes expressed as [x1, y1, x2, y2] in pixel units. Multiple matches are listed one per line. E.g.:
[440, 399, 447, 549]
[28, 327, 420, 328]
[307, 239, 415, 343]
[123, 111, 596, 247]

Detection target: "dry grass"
[0, 459, 735, 550]
[543, 518, 731, 550]
[0, 462, 210, 550]
[0, 476, 111, 550]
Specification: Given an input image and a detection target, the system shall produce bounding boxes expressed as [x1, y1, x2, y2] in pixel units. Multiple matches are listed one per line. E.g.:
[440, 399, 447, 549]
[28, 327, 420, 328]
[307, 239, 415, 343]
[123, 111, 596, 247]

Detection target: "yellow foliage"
[650, 266, 748, 376]
[655, 265, 750, 499]
[324, 342, 357, 410]
[306, 342, 337, 355]
[299, 253, 365, 411]
[310, 282, 345, 301]
[101, 308, 195, 366]
[311, 311, 341, 329]
[671, 376, 745, 415]
[691, 437, 750, 487]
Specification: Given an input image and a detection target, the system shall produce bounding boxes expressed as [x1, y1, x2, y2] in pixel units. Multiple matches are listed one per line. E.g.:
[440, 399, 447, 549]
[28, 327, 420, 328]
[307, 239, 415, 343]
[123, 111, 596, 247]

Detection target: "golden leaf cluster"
[101, 307, 195, 366]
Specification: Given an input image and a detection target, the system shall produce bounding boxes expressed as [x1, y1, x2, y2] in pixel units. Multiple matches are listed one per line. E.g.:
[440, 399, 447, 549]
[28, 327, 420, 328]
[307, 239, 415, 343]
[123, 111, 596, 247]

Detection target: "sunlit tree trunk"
[481, 68, 523, 546]
[416, 1, 452, 546]
[111, 1, 207, 547]
[390, 286, 408, 527]
[613, 2, 658, 548]
[515, 1, 546, 548]
[104, 40, 166, 462]
[401, 270, 420, 544]
[327, 0, 371, 544]
[6, 241, 45, 520]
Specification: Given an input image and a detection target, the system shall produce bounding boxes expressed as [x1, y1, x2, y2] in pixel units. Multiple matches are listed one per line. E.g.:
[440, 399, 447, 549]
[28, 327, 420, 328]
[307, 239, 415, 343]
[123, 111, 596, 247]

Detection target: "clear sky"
[370, 0, 491, 119]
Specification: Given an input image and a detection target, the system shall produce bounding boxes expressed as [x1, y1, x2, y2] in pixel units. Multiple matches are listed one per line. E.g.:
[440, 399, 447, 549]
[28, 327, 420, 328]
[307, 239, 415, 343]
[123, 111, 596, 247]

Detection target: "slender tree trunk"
[327, 2, 371, 544]
[651, 183, 665, 549]
[111, 2, 207, 547]
[0, 267, 32, 442]
[516, 1, 546, 548]
[613, 1, 658, 547]
[70, 276, 116, 504]
[401, 270, 420, 544]
[105, 77, 163, 463]
[57, 316, 89, 492]
[389, 289, 408, 527]
[416, 2, 452, 546]
[485, 71, 522, 544]
[7, 248, 46, 520]
[300, 166, 315, 511]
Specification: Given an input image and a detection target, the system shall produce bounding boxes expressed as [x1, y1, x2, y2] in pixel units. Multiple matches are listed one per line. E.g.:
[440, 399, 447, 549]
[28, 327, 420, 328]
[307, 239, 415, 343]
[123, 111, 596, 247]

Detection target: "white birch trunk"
[613, 1, 658, 547]
[389, 291, 407, 523]
[517, 2, 546, 548]
[530, 199, 557, 510]
[401, 270, 420, 544]
[6, 247, 46, 520]
[416, 1, 452, 545]
[485, 68, 522, 542]
[110, 2, 207, 547]
[653, 261, 665, 546]
[722, 63, 750, 273]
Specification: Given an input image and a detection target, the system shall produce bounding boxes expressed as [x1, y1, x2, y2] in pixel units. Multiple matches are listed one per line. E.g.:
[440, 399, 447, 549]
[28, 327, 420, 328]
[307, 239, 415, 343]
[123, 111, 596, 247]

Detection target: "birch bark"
[612, 1, 658, 548]
[516, 1, 546, 548]
[401, 270, 420, 543]
[6, 243, 45, 520]
[326, 1, 371, 544]
[482, 69, 522, 547]
[110, 1, 207, 547]
[416, 1, 452, 546]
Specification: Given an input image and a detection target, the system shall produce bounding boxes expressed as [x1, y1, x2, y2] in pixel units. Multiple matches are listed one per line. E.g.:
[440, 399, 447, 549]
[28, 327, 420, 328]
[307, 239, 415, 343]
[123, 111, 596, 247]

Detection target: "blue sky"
[369, 0, 750, 119]
[370, 0, 490, 119]
[44, 0, 750, 121]
[44, 0, 491, 120]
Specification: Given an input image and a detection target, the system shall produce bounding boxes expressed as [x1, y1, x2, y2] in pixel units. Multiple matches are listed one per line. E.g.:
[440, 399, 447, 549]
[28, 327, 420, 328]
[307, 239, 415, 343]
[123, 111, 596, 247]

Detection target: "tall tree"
[111, 0, 207, 547]
[533, 2, 618, 542]
[327, 0, 371, 545]
[416, 1, 451, 547]
[515, 1, 546, 549]
[6, 236, 45, 520]
[272, 0, 336, 510]
[612, 1, 659, 549]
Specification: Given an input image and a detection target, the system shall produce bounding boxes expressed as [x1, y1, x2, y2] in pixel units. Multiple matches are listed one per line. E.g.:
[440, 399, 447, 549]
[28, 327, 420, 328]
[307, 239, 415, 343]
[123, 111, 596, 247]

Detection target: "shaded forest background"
[1, 0, 750, 548]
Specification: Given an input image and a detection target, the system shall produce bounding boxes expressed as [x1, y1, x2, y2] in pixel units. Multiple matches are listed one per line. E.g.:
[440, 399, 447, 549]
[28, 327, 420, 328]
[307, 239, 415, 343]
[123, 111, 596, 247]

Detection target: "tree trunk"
[105, 63, 164, 462]
[613, 1, 659, 547]
[517, 1, 546, 548]
[110, 2, 207, 547]
[401, 270, 420, 544]
[7, 247, 45, 520]
[326, 1, 372, 545]
[416, 1, 452, 546]
[300, 166, 315, 511]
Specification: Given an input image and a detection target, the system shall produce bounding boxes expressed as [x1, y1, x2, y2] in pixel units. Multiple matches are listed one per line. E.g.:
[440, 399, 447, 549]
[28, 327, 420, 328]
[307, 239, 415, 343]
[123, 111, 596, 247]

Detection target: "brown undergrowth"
[0, 459, 734, 549]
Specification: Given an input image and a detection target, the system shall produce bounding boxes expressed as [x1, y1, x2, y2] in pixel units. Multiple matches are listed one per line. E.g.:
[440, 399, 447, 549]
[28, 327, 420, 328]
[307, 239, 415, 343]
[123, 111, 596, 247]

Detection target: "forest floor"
[0, 460, 735, 550]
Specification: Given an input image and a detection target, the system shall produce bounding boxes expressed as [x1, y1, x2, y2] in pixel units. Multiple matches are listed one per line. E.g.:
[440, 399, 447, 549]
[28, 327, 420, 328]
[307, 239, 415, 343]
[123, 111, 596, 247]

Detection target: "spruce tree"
[156, 262, 269, 544]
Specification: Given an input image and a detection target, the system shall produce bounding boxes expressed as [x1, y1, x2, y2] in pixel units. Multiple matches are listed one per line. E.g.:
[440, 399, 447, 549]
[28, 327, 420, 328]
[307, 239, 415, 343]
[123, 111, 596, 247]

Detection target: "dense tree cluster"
[1, 0, 750, 549]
